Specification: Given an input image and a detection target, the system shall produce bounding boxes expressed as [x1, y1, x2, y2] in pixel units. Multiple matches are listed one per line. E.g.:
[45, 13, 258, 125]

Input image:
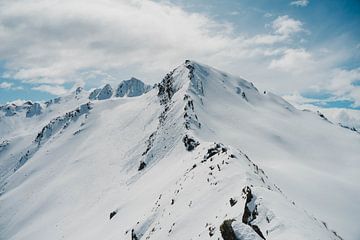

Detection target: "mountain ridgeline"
[0, 60, 359, 240]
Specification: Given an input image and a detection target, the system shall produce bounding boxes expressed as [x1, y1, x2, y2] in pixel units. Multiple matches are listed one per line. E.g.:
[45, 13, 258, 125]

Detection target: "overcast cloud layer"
[0, 0, 359, 107]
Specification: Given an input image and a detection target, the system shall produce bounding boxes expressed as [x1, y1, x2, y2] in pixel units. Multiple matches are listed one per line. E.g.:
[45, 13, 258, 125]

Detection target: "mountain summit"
[0, 60, 359, 240]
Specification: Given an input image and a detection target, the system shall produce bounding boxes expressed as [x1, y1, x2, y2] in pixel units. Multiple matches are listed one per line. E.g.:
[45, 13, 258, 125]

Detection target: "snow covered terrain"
[0, 60, 359, 240]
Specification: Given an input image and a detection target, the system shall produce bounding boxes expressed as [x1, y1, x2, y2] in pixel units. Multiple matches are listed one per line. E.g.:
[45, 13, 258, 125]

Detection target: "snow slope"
[0, 61, 359, 240]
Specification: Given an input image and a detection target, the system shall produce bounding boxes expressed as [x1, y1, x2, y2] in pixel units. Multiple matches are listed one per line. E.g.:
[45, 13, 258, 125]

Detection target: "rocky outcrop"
[182, 135, 199, 151]
[45, 97, 61, 107]
[116, 78, 151, 97]
[26, 102, 42, 118]
[0, 140, 10, 153]
[89, 84, 113, 100]
[1, 104, 17, 116]
[35, 102, 92, 145]
[97, 84, 113, 100]
[89, 88, 102, 100]
[109, 210, 117, 220]
[13, 102, 92, 173]
[220, 219, 237, 240]
[242, 186, 266, 240]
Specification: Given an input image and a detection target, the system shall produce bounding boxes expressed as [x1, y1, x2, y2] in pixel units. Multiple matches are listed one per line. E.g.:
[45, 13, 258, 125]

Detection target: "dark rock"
[241, 186, 266, 240]
[317, 111, 330, 122]
[183, 135, 199, 151]
[158, 69, 175, 104]
[219, 219, 237, 240]
[138, 161, 146, 171]
[241, 92, 248, 101]
[131, 229, 138, 240]
[204, 144, 227, 159]
[208, 226, 215, 237]
[242, 186, 254, 223]
[229, 198, 237, 207]
[75, 87, 83, 95]
[251, 225, 266, 240]
[142, 132, 156, 156]
[109, 210, 117, 219]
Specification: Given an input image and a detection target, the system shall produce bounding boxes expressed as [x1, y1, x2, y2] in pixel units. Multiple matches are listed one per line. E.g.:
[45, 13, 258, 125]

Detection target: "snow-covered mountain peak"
[115, 77, 151, 97]
[158, 60, 263, 105]
[158, 60, 294, 114]
[0, 60, 359, 240]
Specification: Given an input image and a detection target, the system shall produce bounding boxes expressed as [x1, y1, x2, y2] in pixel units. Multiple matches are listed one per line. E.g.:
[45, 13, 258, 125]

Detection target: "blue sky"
[0, 0, 359, 110]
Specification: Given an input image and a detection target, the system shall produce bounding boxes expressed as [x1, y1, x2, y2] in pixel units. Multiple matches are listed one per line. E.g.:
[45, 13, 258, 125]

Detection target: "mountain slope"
[0, 61, 359, 240]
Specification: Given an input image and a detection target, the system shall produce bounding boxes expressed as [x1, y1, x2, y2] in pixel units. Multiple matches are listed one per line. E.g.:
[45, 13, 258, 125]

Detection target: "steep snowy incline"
[0, 79, 150, 186]
[178, 60, 360, 240]
[0, 88, 91, 185]
[0, 89, 163, 240]
[0, 60, 358, 240]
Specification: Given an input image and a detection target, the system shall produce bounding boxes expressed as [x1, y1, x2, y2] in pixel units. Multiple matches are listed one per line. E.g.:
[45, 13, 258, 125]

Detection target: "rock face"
[88, 78, 150, 100]
[220, 219, 237, 240]
[97, 84, 113, 100]
[89, 84, 113, 100]
[26, 102, 42, 118]
[115, 77, 151, 97]
[89, 88, 102, 100]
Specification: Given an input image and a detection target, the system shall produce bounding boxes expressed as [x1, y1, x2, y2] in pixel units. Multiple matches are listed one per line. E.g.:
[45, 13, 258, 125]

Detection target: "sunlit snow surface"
[0, 61, 359, 240]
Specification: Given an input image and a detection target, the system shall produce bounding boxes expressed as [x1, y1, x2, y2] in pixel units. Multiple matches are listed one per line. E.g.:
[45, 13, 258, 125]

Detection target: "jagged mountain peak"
[115, 77, 152, 97]
[176, 60, 259, 95]
[158, 60, 294, 114]
[89, 78, 151, 100]
[159, 60, 258, 99]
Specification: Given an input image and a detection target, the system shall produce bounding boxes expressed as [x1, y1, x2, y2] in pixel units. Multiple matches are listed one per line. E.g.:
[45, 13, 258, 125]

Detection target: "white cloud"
[0, 1, 307, 86]
[246, 15, 304, 45]
[0, 0, 234, 84]
[328, 68, 360, 91]
[283, 67, 360, 109]
[0, 81, 13, 89]
[290, 0, 309, 7]
[327, 68, 360, 107]
[272, 15, 304, 36]
[249, 34, 287, 45]
[32, 85, 68, 95]
[269, 48, 312, 72]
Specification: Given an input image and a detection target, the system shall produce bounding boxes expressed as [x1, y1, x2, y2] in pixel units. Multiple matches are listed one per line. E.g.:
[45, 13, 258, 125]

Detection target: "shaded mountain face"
[116, 77, 152, 97]
[89, 78, 152, 100]
[0, 61, 359, 240]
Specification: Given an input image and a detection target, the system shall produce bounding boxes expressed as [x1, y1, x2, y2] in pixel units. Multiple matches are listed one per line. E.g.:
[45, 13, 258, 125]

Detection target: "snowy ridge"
[0, 60, 359, 240]
[128, 60, 343, 239]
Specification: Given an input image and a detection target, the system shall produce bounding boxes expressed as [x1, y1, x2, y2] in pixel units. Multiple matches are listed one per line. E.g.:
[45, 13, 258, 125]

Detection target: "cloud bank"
[0, 0, 358, 108]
